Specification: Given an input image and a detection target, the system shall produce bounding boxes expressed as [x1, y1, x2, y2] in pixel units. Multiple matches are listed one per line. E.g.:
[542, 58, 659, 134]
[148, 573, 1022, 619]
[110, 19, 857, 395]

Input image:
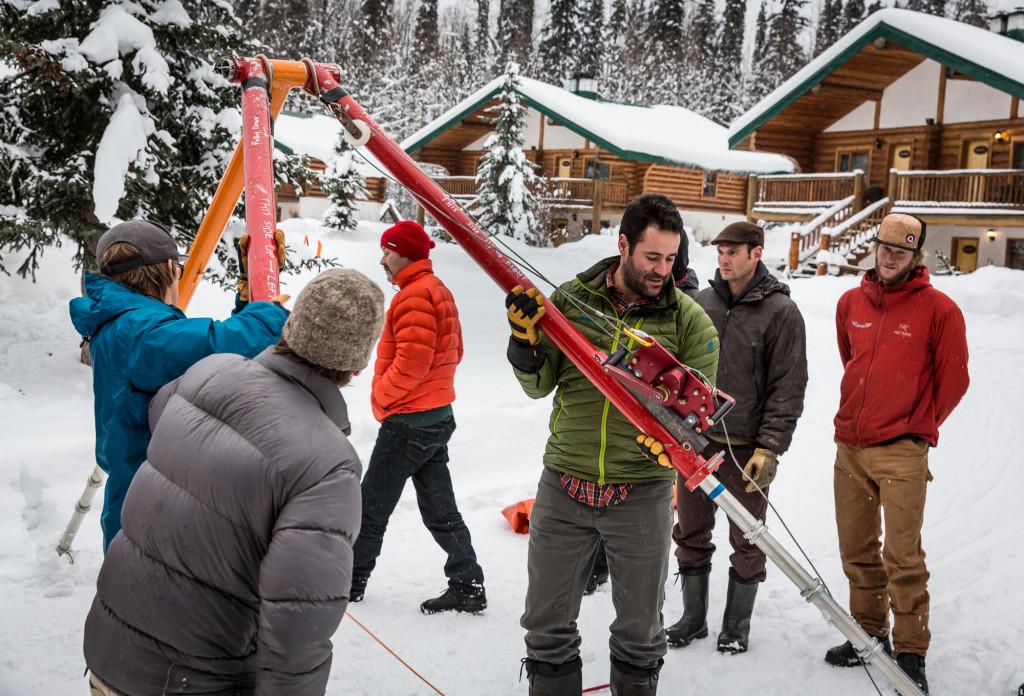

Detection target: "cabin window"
[702, 171, 717, 197]
[837, 150, 870, 174]
[1012, 140, 1024, 170]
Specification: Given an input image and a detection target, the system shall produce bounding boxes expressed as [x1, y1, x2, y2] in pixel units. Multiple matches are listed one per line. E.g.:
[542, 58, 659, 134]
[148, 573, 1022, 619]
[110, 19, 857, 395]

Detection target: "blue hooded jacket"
[69, 272, 288, 551]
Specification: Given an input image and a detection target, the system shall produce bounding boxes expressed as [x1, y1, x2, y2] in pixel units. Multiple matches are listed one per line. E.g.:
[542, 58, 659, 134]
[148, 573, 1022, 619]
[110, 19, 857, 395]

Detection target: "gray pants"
[521, 467, 674, 667]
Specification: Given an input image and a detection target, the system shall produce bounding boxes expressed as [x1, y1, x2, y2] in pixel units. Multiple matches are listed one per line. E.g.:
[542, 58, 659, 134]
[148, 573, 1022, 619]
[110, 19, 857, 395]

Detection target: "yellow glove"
[505, 285, 546, 345]
[636, 435, 672, 468]
[743, 447, 778, 492]
[236, 229, 287, 303]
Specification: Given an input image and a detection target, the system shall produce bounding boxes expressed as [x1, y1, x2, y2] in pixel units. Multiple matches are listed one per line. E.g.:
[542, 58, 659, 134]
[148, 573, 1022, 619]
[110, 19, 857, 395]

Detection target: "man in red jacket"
[825, 213, 969, 695]
[349, 221, 485, 614]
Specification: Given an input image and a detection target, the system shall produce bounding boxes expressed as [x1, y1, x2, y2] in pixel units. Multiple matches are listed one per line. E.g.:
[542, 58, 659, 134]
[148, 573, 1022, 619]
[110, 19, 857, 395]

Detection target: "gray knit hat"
[282, 269, 385, 371]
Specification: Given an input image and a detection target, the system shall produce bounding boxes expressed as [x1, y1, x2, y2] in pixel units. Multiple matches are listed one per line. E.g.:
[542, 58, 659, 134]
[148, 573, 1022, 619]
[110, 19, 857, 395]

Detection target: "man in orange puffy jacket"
[349, 221, 486, 614]
[824, 214, 969, 695]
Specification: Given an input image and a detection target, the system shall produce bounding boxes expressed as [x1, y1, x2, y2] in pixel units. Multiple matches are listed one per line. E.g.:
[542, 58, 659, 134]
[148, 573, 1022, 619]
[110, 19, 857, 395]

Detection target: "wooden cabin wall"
[642, 165, 748, 214]
[813, 125, 935, 191]
[935, 118, 1023, 169]
[749, 128, 815, 172]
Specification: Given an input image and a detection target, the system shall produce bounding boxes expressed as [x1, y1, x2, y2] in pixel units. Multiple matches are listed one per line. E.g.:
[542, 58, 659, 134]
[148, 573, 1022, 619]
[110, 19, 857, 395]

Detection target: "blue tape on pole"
[708, 483, 725, 499]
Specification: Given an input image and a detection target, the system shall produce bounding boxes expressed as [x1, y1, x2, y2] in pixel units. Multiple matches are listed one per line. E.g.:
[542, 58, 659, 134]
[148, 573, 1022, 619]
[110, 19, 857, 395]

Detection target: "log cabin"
[400, 76, 794, 243]
[730, 8, 1024, 274]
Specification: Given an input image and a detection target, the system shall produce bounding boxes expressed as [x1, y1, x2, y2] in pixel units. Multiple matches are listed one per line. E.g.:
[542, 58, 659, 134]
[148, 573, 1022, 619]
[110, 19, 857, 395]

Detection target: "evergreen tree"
[707, 0, 747, 124]
[753, 0, 770, 63]
[579, 0, 605, 78]
[649, 0, 686, 64]
[538, 0, 584, 83]
[476, 0, 492, 59]
[414, 0, 439, 58]
[951, 0, 988, 27]
[688, 0, 717, 67]
[359, 0, 394, 67]
[762, 0, 809, 90]
[498, 0, 535, 65]
[0, 0, 258, 278]
[903, 0, 947, 15]
[843, 0, 866, 31]
[320, 138, 368, 233]
[473, 63, 541, 245]
[866, 1, 884, 13]
[815, 0, 843, 55]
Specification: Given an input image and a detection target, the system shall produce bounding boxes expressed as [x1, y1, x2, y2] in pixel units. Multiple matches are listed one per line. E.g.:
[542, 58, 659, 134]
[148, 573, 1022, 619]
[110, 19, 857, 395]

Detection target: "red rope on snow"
[344, 611, 446, 695]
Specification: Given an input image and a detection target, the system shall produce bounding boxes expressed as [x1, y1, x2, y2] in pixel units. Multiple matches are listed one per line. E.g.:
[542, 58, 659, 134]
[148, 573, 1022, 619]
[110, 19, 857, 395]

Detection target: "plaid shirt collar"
[605, 263, 658, 316]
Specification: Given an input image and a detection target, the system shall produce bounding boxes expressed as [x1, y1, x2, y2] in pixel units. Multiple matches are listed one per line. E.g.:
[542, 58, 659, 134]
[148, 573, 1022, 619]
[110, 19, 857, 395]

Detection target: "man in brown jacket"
[667, 221, 808, 654]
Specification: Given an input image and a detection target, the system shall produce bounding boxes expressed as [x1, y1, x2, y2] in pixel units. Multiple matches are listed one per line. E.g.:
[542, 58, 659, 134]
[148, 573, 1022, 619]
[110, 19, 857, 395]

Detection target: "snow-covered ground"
[1, 219, 1022, 695]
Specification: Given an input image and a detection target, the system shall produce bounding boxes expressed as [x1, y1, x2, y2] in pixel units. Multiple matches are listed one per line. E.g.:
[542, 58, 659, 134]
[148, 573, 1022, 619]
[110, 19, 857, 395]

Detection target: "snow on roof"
[273, 111, 385, 178]
[730, 8, 1024, 145]
[402, 76, 796, 175]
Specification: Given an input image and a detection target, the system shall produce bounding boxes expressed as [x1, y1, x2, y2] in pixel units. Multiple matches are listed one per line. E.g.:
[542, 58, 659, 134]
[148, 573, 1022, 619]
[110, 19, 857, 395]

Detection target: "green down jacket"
[513, 256, 720, 484]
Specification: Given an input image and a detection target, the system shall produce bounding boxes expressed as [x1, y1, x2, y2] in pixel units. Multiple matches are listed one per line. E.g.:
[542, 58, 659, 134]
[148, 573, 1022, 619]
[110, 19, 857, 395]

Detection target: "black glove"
[506, 285, 545, 345]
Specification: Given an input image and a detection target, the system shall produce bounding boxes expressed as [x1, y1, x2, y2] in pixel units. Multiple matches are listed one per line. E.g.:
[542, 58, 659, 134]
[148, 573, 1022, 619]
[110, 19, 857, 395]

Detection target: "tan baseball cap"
[872, 213, 926, 251]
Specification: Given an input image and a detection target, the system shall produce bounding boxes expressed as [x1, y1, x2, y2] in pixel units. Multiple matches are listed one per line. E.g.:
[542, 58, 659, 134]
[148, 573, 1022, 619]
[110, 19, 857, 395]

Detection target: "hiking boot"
[349, 586, 365, 603]
[420, 586, 487, 614]
[521, 657, 582, 696]
[896, 653, 929, 695]
[666, 567, 710, 648]
[717, 575, 758, 654]
[824, 636, 892, 667]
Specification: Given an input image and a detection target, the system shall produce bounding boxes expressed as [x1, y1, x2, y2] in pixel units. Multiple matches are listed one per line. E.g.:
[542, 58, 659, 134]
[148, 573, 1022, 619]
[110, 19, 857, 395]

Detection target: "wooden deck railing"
[891, 170, 1024, 207]
[755, 172, 862, 205]
[432, 176, 628, 207]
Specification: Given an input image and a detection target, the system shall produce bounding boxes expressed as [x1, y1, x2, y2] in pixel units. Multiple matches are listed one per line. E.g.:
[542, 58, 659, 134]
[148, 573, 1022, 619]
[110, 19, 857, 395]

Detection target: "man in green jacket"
[507, 193, 719, 695]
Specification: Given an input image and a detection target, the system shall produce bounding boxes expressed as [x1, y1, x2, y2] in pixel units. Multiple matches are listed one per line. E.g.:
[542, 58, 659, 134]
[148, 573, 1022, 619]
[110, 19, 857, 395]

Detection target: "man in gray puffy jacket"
[83, 269, 385, 696]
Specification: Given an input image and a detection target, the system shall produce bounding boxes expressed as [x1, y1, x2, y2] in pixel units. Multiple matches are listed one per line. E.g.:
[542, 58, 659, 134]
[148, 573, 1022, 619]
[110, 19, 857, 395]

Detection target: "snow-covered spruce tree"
[473, 63, 542, 245]
[951, 0, 988, 27]
[498, 0, 535, 66]
[707, 0, 747, 125]
[0, 0, 290, 280]
[815, 0, 844, 56]
[537, 0, 584, 84]
[843, 0, 866, 32]
[320, 137, 367, 233]
[578, 0, 604, 78]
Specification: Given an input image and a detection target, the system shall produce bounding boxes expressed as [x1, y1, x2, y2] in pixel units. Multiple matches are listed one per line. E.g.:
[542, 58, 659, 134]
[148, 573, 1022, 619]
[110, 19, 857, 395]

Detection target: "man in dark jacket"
[507, 193, 719, 695]
[666, 221, 807, 655]
[69, 219, 287, 550]
[824, 214, 969, 695]
[83, 269, 385, 696]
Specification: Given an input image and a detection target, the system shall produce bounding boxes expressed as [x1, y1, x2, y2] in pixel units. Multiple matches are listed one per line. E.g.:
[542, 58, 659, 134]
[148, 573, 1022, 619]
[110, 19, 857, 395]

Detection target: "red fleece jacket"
[834, 266, 969, 448]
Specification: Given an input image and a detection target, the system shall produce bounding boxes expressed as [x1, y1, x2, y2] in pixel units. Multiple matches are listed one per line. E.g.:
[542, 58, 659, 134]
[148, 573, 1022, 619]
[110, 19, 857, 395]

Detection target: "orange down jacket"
[371, 259, 463, 421]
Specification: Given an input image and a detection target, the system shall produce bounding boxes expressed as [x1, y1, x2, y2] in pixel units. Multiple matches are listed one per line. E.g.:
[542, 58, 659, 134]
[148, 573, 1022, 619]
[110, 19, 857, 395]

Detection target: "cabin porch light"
[987, 229, 998, 241]
[994, 131, 1007, 142]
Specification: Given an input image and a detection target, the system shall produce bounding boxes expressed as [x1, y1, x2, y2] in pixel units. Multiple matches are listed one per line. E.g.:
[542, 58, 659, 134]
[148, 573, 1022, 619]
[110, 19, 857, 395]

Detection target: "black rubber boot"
[522, 657, 583, 696]
[609, 656, 662, 695]
[420, 586, 486, 614]
[716, 572, 759, 654]
[824, 636, 892, 667]
[896, 653, 929, 695]
[665, 566, 710, 648]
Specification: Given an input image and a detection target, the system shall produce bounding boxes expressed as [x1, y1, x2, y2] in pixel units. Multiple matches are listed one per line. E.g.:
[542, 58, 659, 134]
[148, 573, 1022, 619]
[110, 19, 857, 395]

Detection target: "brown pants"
[672, 442, 769, 583]
[88, 674, 117, 696]
[834, 438, 932, 656]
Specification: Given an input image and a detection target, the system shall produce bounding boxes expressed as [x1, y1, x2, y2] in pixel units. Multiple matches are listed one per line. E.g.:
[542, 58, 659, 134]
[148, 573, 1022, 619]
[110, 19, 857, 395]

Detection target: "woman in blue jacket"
[69, 219, 287, 551]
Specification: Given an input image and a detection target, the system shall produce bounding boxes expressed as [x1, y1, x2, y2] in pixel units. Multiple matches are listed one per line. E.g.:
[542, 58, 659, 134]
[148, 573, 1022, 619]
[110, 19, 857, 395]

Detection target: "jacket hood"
[709, 261, 789, 305]
[69, 272, 182, 338]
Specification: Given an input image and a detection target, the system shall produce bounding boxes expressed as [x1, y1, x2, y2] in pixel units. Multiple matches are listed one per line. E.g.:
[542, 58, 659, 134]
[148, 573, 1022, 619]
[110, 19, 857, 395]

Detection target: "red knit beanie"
[381, 221, 435, 261]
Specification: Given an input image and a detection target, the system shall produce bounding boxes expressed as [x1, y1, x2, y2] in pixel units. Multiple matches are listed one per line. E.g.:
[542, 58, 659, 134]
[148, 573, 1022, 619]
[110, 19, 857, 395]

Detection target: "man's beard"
[875, 258, 913, 286]
[621, 253, 667, 299]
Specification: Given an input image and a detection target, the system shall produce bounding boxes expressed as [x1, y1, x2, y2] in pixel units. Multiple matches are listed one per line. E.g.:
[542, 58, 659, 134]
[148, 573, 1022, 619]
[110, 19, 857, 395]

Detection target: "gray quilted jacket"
[84, 347, 362, 696]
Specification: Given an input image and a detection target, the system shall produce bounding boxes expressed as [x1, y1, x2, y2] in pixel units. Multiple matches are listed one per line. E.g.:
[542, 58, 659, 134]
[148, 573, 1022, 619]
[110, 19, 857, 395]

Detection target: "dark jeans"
[351, 415, 483, 592]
